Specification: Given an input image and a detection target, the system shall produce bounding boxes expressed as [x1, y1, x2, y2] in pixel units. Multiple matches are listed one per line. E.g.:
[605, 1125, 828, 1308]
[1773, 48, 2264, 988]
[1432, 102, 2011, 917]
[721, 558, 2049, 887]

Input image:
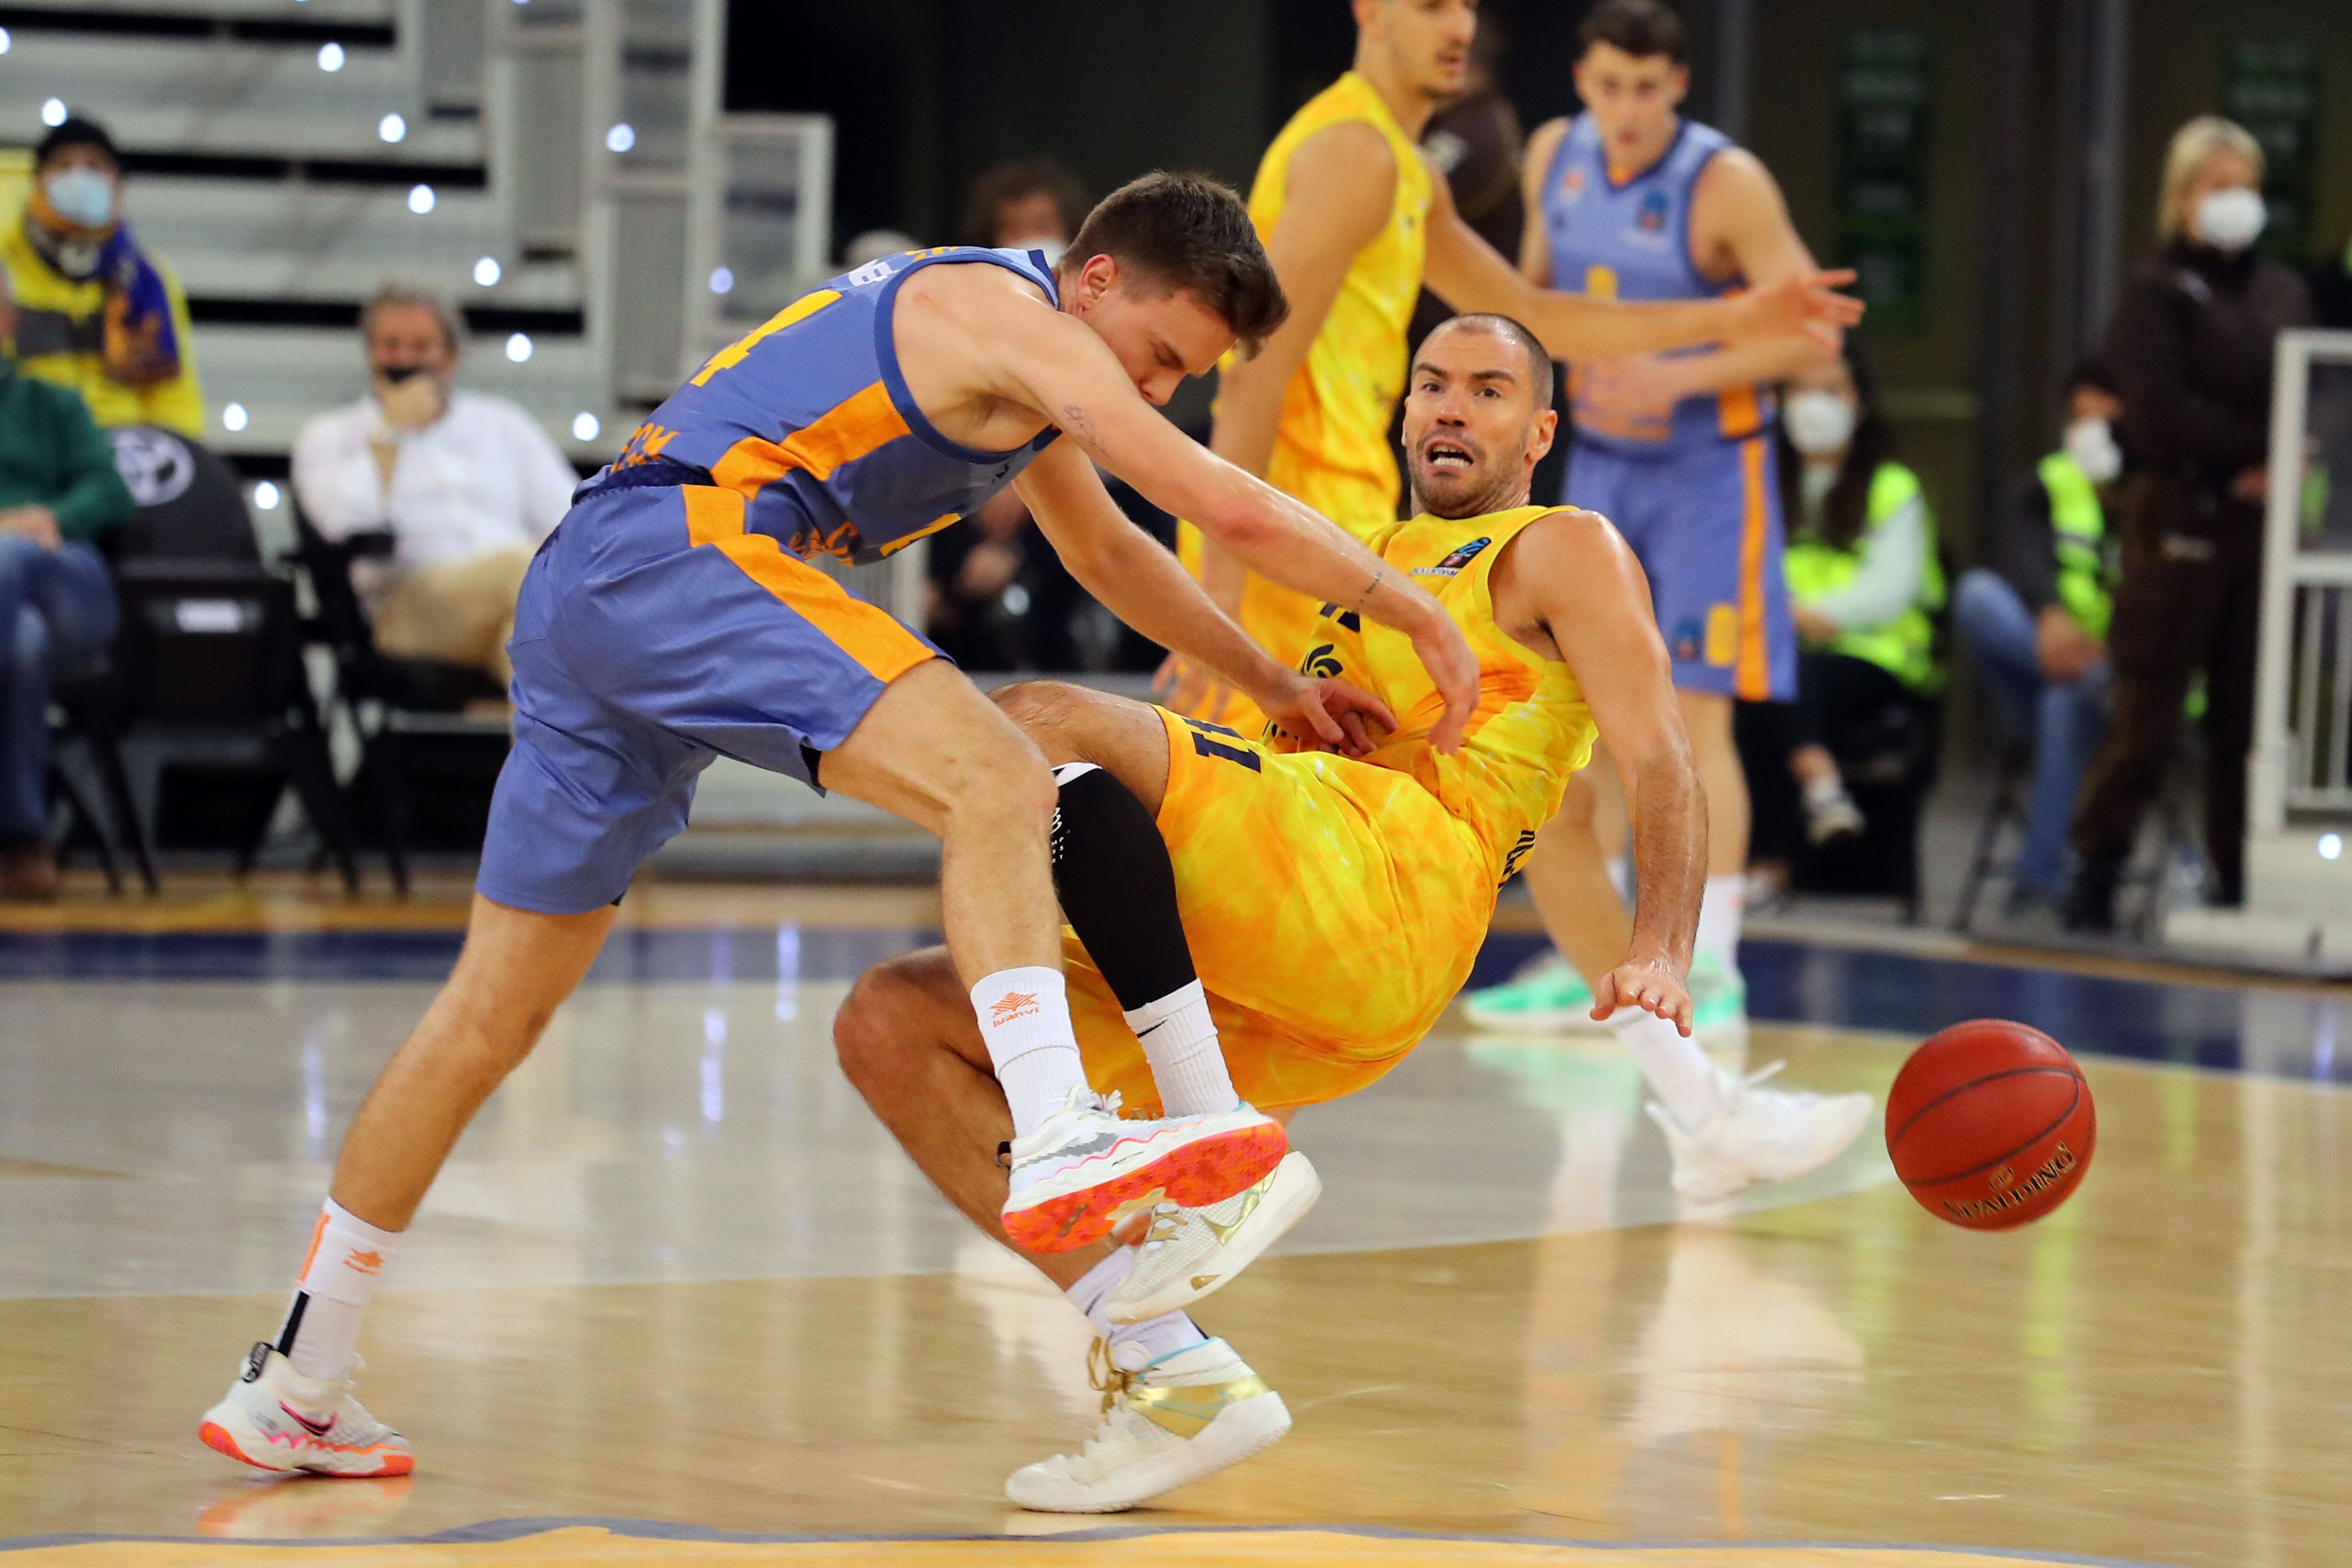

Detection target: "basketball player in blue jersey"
[1470, 2, 1850, 1124]
[193, 173, 1494, 1480]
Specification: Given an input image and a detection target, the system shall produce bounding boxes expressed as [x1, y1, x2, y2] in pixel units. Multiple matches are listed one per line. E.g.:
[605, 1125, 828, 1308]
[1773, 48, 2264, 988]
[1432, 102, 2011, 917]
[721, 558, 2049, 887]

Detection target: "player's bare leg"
[837, 947, 1294, 1512]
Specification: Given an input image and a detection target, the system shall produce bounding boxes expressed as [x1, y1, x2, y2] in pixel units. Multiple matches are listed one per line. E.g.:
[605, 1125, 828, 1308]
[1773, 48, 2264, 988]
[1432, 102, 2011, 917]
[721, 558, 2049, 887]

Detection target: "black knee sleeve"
[1049, 763, 1197, 1011]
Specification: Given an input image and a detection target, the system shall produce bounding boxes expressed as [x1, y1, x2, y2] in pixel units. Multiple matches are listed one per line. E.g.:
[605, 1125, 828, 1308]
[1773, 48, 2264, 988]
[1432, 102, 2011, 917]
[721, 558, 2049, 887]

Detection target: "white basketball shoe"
[1006, 1336, 1291, 1513]
[1001, 1087, 1287, 1254]
[199, 1342, 413, 1478]
[1105, 1151, 1322, 1324]
[1648, 1062, 1874, 1204]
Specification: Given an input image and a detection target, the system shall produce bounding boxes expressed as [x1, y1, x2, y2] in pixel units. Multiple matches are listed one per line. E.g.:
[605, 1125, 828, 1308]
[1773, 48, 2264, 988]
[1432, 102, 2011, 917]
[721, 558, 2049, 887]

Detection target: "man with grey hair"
[291, 284, 577, 682]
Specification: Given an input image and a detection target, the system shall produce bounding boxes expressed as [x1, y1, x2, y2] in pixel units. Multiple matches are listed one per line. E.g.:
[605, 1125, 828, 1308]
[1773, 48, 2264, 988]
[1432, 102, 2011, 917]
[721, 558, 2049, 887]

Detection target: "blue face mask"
[43, 168, 115, 228]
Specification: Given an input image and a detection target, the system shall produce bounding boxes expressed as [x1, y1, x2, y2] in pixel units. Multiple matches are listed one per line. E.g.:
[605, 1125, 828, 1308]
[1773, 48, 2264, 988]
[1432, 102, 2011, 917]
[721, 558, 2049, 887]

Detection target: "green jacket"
[0, 359, 134, 541]
[2037, 450, 2110, 640]
[1784, 461, 1947, 692]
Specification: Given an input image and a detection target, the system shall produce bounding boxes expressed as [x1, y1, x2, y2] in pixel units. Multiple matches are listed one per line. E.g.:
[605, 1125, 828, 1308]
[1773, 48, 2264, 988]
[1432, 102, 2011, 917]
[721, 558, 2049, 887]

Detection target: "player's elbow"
[1195, 501, 1277, 557]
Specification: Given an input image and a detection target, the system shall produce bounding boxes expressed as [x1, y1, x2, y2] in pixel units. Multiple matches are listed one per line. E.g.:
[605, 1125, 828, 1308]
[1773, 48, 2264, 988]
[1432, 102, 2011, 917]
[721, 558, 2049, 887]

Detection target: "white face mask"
[1784, 390, 1857, 457]
[2193, 187, 2266, 253]
[42, 168, 114, 229]
[2064, 417, 2122, 484]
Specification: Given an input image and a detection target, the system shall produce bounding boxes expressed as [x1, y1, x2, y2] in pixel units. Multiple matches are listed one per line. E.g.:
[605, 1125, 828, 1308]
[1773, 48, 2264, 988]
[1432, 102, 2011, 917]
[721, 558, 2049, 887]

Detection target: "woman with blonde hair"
[2064, 116, 2311, 930]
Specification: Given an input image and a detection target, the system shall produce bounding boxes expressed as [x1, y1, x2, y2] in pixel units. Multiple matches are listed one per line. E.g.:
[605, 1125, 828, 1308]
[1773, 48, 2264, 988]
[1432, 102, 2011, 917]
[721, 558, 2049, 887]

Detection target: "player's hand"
[1257, 672, 1394, 756]
[1728, 268, 1864, 347]
[1409, 611, 1481, 756]
[0, 505, 62, 551]
[1578, 355, 1686, 419]
[1592, 956, 1693, 1035]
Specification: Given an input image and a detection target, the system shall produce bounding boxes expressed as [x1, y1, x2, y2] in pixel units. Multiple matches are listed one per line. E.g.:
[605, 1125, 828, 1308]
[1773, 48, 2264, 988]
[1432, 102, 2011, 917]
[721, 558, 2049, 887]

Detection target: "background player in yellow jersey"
[835, 313, 1870, 1514]
[1159, 0, 1862, 731]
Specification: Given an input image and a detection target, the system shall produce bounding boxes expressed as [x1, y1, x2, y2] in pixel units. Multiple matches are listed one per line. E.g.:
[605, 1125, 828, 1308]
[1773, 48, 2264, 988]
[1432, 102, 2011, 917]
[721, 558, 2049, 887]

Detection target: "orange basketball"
[1885, 1020, 2095, 1230]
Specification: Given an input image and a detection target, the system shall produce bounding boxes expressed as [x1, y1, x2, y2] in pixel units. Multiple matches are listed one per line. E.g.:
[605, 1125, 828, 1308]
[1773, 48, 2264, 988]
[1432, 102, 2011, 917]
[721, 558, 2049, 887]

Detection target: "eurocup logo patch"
[1637, 189, 1670, 234]
[1413, 536, 1494, 578]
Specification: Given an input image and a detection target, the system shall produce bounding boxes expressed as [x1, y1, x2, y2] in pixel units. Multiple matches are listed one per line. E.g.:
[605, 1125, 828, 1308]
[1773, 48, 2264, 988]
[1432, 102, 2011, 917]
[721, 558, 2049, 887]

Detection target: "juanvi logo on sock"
[990, 991, 1041, 1026]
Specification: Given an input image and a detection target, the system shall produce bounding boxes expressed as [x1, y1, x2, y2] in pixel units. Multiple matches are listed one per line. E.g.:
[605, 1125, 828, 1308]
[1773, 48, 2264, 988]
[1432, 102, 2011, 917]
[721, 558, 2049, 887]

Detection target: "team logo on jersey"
[1636, 188, 1671, 234]
[1412, 536, 1493, 577]
[1669, 615, 1703, 664]
[1559, 167, 1586, 203]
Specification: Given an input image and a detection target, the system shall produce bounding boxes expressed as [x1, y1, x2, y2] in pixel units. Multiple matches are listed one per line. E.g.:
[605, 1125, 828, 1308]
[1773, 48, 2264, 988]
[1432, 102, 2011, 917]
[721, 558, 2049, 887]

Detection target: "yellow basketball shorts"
[1066, 707, 1497, 1116]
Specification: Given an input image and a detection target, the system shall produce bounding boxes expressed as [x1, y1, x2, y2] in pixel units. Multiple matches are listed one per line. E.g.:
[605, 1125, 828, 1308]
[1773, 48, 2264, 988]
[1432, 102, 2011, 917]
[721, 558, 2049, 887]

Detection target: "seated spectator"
[292, 286, 576, 683]
[1743, 343, 1942, 890]
[926, 159, 1092, 670]
[1953, 361, 2123, 912]
[1, 113, 203, 438]
[0, 270, 135, 899]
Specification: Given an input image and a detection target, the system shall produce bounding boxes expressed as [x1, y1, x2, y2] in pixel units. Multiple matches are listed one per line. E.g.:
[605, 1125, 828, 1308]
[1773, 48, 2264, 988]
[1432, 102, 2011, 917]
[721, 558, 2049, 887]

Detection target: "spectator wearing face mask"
[1740, 342, 1942, 889]
[291, 286, 577, 683]
[0, 113, 203, 437]
[1952, 360, 2125, 914]
[2064, 117, 2312, 931]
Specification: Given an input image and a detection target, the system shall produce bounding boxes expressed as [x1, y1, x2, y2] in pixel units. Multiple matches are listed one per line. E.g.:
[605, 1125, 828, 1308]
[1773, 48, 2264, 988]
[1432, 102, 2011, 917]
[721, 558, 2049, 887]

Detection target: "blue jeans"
[0, 536, 118, 842]
[1953, 569, 2110, 898]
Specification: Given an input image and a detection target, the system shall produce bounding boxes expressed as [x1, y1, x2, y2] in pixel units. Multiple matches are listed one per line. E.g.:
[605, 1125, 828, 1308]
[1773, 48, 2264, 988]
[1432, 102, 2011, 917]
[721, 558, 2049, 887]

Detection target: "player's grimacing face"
[1574, 43, 1688, 161]
[1360, 0, 1475, 101]
[1402, 326, 1556, 518]
[1067, 255, 1233, 406]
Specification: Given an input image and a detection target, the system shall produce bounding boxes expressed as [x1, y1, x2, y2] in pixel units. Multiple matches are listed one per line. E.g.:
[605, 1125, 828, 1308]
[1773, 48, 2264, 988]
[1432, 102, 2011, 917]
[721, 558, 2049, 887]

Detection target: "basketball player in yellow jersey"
[1158, 0, 1863, 732]
[835, 314, 1871, 1513]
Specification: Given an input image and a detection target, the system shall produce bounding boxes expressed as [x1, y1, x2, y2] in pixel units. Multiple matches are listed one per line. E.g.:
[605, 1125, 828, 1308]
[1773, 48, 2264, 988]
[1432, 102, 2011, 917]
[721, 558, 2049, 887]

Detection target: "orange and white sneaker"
[198, 1343, 413, 1478]
[1001, 1088, 1287, 1253]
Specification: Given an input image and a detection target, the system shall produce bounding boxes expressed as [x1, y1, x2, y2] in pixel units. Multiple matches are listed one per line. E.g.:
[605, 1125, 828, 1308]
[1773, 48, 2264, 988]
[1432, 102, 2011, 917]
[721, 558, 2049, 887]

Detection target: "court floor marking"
[0, 1517, 2193, 1568]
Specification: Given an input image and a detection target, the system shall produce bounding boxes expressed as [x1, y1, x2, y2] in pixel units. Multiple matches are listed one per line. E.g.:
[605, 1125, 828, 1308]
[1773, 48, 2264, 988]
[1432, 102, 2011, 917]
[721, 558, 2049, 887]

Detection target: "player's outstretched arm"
[1423, 151, 1863, 361]
[1503, 510, 1706, 1034]
[986, 306, 1479, 753]
[1014, 440, 1393, 753]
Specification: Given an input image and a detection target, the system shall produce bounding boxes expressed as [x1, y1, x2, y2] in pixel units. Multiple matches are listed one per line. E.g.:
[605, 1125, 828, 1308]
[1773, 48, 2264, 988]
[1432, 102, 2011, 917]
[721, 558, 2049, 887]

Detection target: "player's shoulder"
[1289, 117, 1399, 183]
[1691, 142, 1781, 203]
[1525, 116, 1574, 164]
[1497, 506, 1633, 578]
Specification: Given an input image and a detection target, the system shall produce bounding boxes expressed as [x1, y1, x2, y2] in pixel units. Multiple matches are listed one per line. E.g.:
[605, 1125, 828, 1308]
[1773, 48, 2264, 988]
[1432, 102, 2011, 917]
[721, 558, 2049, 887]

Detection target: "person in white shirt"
[292, 286, 577, 681]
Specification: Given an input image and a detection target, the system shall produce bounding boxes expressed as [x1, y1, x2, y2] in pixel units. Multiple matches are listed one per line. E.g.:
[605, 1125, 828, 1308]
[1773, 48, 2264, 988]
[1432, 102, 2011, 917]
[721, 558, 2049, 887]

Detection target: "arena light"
[318, 42, 345, 72]
[708, 267, 734, 295]
[379, 113, 406, 144]
[40, 98, 65, 127]
[221, 402, 249, 433]
[605, 123, 636, 155]
[0, 28, 14, 55]
[505, 333, 533, 364]
[251, 481, 282, 512]
[2322, 833, 2343, 862]
[473, 255, 501, 287]
[407, 183, 435, 215]
[572, 411, 600, 442]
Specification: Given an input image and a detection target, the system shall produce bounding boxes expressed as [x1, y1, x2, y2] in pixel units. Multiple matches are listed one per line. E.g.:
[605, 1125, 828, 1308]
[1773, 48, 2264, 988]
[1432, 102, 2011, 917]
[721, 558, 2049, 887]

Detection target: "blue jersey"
[1540, 115, 1771, 453]
[602, 246, 1062, 566]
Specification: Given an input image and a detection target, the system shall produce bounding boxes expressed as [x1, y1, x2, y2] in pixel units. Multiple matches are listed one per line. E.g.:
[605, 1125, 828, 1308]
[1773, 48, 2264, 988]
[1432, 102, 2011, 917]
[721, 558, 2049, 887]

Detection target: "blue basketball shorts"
[475, 483, 941, 915]
[1563, 434, 1796, 701]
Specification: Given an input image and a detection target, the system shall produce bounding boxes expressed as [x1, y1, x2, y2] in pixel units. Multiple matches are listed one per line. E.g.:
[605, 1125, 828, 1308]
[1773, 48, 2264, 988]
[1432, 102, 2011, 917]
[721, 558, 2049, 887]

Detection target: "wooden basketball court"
[0, 877, 2343, 1567]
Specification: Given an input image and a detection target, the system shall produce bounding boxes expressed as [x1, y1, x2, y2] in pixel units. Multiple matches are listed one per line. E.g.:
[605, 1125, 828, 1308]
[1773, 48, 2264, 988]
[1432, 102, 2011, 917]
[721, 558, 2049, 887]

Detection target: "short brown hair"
[1063, 171, 1288, 355]
[1423, 313, 1555, 412]
[1581, 0, 1689, 64]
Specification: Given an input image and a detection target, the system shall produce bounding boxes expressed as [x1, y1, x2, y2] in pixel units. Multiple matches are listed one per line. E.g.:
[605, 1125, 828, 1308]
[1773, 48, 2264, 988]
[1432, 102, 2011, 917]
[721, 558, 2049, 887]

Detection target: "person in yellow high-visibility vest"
[1954, 361, 2125, 911]
[1738, 343, 1942, 889]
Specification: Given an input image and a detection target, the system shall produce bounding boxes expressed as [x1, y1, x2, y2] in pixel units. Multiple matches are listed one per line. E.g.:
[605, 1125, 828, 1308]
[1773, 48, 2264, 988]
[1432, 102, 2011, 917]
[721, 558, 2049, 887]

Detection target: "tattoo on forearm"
[1354, 561, 1387, 609]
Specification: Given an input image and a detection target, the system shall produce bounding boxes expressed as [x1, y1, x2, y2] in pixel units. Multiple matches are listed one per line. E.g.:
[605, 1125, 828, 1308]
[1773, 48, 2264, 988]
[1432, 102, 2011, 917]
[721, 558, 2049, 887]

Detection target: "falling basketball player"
[834, 313, 1874, 1513]
[194, 173, 1495, 1480]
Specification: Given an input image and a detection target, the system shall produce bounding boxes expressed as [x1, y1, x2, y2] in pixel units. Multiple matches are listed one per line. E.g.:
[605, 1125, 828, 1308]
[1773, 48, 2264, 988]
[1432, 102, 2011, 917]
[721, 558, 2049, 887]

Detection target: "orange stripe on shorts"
[1734, 436, 1772, 700]
[683, 485, 746, 547]
[712, 532, 934, 683]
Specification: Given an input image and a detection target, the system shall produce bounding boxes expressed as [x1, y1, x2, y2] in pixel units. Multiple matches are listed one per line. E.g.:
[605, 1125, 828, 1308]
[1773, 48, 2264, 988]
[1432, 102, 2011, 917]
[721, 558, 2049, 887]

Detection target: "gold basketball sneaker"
[198, 1342, 413, 1478]
[1105, 1150, 1322, 1323]
[1005, 1336, 1291, 1512]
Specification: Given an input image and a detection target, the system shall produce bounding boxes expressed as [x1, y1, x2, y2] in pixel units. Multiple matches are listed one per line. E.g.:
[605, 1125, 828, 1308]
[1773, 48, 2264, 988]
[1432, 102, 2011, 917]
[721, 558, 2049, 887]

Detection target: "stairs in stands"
[0, 0, 617, 481]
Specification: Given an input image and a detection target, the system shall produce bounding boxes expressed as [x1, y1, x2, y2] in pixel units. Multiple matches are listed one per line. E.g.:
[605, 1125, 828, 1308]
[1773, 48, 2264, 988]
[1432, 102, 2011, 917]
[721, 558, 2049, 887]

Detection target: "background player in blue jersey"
[1467, 0, 1840, 1075]
[195, 174, 1494, 1481]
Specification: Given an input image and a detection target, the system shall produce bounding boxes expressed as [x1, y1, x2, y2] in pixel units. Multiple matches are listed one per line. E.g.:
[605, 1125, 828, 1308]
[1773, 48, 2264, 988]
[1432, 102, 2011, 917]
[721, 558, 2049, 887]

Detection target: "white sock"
[1125, 980, 1238, 1116]
[1065, 1249, 1208, 1361]
[1610, 1009, 1722, 1131]
[971, 966, 1087, 1138]
[280, 1198, 401, 1382]
[1695, 873, 1746, 974]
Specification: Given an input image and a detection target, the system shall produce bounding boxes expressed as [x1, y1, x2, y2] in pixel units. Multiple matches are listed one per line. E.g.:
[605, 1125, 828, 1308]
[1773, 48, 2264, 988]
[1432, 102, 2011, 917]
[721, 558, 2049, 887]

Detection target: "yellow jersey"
[0, 219, 204, 437]
[1172, 71, 1433, 724]
[1068, 504, 1597, 1113]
